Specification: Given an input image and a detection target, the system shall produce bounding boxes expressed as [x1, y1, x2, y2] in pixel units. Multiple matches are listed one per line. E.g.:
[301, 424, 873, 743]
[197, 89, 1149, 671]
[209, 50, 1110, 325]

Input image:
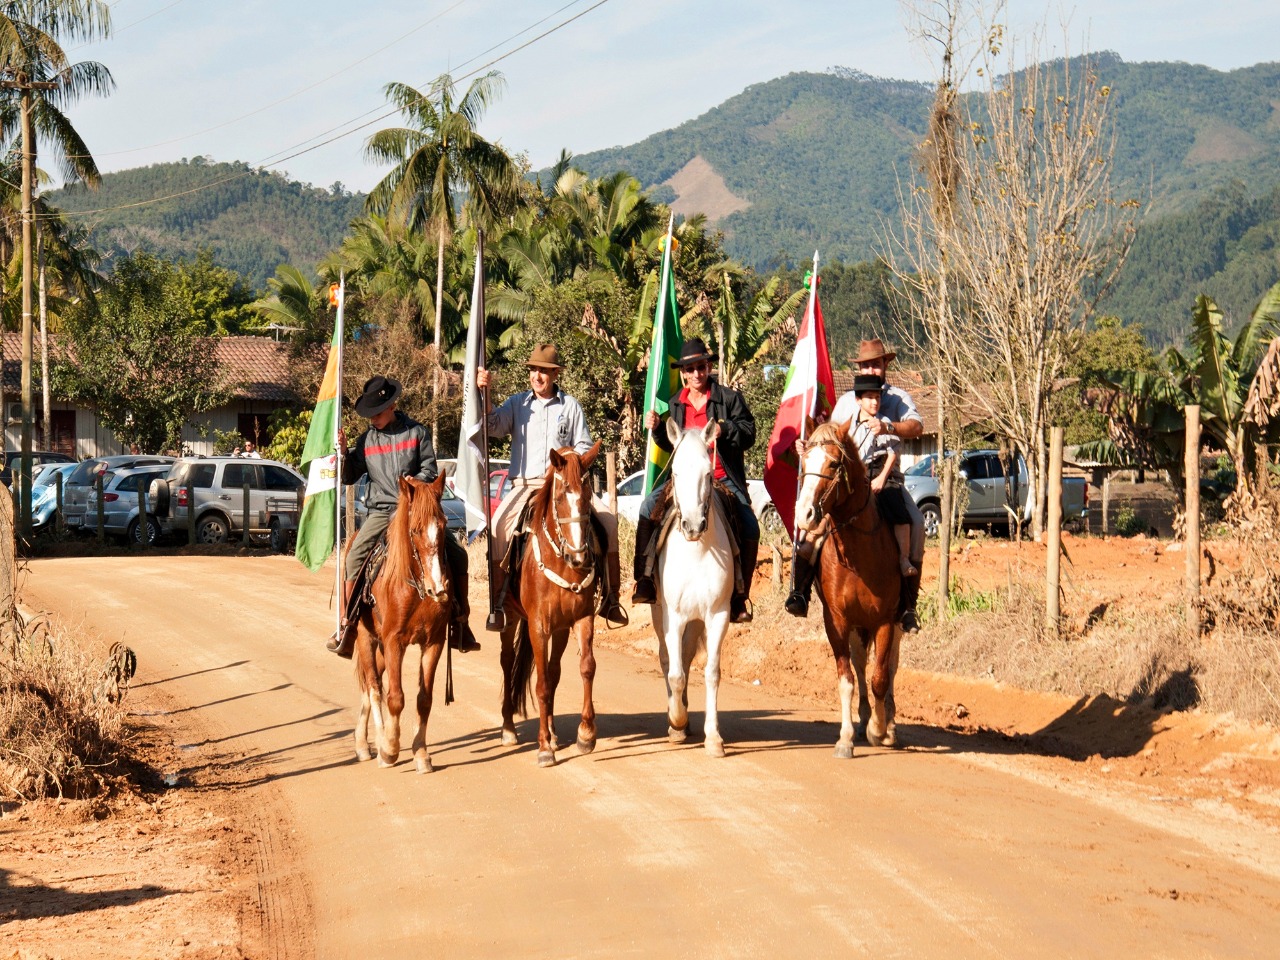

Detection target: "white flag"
[455, 233, 488, 536]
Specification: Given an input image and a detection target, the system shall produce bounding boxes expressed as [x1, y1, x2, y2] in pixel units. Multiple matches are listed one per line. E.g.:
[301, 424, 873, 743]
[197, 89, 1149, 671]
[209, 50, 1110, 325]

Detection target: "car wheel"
[196, 513, 231, 544]
[128, 516, 162, 546]
[758, 503, 782, 534]
[270, 520, 286, 553]
[919, 500, 942, 538]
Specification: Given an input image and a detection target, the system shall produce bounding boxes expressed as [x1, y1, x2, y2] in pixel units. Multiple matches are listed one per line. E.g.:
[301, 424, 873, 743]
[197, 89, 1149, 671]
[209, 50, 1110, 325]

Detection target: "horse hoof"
[355, 747, 372, 762]
[501, 729, 519, 747]
[576, 736, 596, 755]
[883, 724, 898, 748]
[705, 738, 726, 758]
[668, 725, 688, 744]
[866, 728, 887, 747]
[415, 757, 434, 775]
[834, 742, 854, 760]
[537, 751, 557, 768]
[378, 751, 397, 767]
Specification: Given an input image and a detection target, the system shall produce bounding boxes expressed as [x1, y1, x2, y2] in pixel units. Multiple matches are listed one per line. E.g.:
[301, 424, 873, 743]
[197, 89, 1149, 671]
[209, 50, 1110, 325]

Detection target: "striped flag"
[763, 256, 835, 539]
[641, 220, 683, 496]
[455, 231, 488, 536]
[295, 279, 344, 572]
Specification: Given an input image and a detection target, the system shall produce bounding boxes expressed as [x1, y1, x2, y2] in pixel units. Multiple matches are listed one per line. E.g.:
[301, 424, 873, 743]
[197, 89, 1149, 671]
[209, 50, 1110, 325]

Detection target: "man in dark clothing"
[632, 338, 760, 623]
[325, 375, 475, 657]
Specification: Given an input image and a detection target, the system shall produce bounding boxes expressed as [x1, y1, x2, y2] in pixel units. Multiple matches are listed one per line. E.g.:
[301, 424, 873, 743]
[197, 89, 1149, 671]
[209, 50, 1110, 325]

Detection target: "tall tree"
[364, 71, 520, 441]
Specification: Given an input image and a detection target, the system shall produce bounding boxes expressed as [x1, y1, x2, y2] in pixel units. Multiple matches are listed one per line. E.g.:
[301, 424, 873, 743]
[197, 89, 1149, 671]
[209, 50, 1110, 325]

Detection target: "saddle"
[642, 482, 745, 595]
[497, 499, 608, 621]
[343, 535, 389, 626]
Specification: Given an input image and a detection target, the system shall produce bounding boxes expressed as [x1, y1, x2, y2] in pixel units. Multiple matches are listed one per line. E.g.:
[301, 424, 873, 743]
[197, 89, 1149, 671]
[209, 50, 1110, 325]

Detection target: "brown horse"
[794, 420, 903, 758]
[500, 442, 602, 767]
[353, 474, 454, 773]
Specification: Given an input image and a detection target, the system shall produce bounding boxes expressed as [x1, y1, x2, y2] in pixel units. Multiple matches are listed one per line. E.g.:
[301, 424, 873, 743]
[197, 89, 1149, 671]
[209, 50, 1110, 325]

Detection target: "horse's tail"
[509, 619, 533, 719]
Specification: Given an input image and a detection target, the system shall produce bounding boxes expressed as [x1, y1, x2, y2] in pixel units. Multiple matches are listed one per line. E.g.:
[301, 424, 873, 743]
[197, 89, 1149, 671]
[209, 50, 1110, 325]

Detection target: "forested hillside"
[48, 159, 366, 290]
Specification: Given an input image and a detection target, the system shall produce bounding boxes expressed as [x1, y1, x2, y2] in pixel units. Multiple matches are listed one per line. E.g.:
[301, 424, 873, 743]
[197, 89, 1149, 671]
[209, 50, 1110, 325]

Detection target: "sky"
[56, 0, 1280, 194]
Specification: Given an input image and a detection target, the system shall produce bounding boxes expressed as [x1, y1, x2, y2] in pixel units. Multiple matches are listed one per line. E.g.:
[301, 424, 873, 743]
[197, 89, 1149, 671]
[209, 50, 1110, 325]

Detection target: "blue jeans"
[640, 476, 759, 542]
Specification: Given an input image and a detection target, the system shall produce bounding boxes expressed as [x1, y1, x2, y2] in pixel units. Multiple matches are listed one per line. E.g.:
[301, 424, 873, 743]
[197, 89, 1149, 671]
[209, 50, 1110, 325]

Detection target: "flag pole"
[789, 251, 819, 594]
[333, 272, 345, 637]
[473, 229, 503, 633]
[645, 212, 675, 497]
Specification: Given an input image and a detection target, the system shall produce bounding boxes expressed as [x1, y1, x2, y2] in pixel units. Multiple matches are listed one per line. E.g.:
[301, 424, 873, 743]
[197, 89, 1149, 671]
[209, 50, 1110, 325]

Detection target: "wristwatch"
[886, 421, 896, 435]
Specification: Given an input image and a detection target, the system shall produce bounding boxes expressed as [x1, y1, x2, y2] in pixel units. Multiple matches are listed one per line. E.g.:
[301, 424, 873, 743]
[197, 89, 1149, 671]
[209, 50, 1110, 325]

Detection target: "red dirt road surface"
[6, 549, 1280, 958]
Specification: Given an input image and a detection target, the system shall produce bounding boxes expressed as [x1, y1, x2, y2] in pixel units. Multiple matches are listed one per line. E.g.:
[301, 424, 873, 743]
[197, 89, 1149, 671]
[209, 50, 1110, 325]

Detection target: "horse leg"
[824, 608, 857, 759]
[664, 614, 691, 742]
[499, 621, 520, 746]
[851, 628, 872, 743]
[354, 642, 375, 762]
[866, 622, 901, 747]
[411, 640, 446, 774]
[358, 623, 387, 760]
[529, 620, 557, 767]
[703, 615, 729, 758]
[378, 636, 406, 767]
[573, 616, 597, 754]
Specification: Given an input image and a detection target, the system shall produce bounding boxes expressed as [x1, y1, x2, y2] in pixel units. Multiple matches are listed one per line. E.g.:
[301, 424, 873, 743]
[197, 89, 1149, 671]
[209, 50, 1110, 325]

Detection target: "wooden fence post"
[242, 483, 252, 546]
[1046, 427, 1064, 640]
[138, 475, 149, 550]
[1185, 405, 1201, 637]
[606, 451, 617, 514]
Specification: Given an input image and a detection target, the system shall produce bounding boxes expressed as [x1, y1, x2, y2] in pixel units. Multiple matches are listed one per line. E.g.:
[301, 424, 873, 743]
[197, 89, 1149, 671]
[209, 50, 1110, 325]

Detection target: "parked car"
[63, 455, 176, 531]
[83, 463, 182, 544]
[23, 463, 76, 532]
[615, 470, 780, 531]
[149, 456, 305, 544]
[0, 450, 76, 487]
[351, 473, 468, 541]
[903, 450, 1089, 536]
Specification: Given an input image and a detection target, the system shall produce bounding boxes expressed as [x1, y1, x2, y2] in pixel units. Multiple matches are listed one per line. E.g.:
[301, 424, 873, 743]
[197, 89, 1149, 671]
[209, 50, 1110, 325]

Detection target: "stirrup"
[601, 597, 630, 627]
[901, 609, 919, 634]
[631, 577, 657, 605]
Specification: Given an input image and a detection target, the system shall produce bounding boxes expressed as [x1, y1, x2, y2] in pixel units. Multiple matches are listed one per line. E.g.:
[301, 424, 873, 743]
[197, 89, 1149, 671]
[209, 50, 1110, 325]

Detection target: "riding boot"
[446, 539, 481, 651]
[730, 536, 759, 624]
[784, 552, 819, 618]
[631, 515, 658, 604]
[326, 579, 358, 657]
[600, 550, 630, 626]
[900, 569, 922, 634]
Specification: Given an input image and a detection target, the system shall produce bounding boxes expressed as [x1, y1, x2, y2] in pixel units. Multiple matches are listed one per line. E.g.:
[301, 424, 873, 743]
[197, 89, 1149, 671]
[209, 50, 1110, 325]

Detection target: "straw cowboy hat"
[671, 337, 718, 369]
[354, 375, 402, 417]
[526, 343, 563, 370]
[854, 338, 897, 364]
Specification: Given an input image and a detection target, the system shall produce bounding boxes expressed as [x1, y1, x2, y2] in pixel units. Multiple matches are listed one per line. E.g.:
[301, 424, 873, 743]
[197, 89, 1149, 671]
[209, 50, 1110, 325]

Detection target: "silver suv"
[84, 463, 180, 544]
[64, 455, 175, 531]
[150, 456, 305, 544]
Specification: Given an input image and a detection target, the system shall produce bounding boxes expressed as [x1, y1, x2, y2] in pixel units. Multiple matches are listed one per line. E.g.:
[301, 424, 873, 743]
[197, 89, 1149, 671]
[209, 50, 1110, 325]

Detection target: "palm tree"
[703, 264, 807, 389]
[364, 71, 520, 439]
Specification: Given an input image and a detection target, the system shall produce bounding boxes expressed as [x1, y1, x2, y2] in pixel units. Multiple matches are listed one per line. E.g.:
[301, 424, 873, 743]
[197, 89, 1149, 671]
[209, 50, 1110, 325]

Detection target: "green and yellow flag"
[295, 280, 344, 572]
[642, 223, 683, 496]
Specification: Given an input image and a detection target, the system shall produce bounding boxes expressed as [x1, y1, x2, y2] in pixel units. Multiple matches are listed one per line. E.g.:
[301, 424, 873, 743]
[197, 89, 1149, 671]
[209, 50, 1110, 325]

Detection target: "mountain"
[47, 158, 366, 290]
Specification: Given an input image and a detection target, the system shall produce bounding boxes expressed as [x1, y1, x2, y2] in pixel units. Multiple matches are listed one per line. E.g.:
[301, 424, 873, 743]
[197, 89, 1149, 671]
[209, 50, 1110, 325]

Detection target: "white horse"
[651, 419, 735, 757]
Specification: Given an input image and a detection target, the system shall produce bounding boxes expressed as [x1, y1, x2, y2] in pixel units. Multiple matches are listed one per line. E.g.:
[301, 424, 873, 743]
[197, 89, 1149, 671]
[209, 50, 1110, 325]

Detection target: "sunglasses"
[682, 362, 711, 374]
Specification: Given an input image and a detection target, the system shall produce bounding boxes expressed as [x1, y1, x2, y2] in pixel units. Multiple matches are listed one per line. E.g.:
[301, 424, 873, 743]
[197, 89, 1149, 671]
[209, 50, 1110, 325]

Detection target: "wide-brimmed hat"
[854, 338, 897, 364]
[853, 374, 884, 396]
[671, 337, 717, 369]
[354, 375, 402, 417]
[526, 343, 563, 370]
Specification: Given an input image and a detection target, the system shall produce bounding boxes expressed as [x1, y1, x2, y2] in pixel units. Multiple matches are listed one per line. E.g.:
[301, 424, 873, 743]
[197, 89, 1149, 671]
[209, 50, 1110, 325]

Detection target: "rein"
[532, 469, 596, 593]
[803, 439, 878, 535]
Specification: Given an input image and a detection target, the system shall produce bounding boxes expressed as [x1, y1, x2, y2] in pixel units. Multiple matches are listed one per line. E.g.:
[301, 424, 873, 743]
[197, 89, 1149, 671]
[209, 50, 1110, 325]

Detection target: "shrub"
[1114, 506, 1145, 537]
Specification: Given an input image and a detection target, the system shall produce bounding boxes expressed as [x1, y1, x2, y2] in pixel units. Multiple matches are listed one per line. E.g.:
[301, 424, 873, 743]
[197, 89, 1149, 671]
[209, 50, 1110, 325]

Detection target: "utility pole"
[1, 74, 57, 542]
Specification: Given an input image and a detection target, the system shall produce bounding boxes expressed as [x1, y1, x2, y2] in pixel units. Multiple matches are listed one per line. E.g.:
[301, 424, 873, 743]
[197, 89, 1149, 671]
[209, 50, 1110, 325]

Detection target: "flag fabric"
[763, 265, 835, 539]
[295, 281, 344, 572]
[641, 225, 683, 496]
[455, 232, 489, 536]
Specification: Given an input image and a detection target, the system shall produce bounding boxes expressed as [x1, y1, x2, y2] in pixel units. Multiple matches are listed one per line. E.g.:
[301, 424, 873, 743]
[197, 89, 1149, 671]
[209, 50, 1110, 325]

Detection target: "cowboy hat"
[854, 338, 897, 364]
[526, 343, 563, 370]
[354, 375, 402, 417]
[671, 337, 718, 369]
[852, 373, 884, 396]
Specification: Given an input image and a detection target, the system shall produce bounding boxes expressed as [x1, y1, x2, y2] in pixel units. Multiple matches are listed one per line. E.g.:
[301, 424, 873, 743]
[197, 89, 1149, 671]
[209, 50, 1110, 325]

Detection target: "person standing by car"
[475, 344, 628, 627]
[786, 338, 925, 631]
[325, 375, 475, 657]
[242, 440, 262, 459]
[634, 338, 760, 624]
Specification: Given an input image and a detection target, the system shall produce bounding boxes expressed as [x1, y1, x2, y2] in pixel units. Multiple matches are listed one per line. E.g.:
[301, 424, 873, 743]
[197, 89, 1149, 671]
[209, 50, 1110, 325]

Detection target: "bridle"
[668, 432, 712, 534]
[532, 466, 596, 594]
[801, 436, 875, 532]
[406, 503, 449, 603]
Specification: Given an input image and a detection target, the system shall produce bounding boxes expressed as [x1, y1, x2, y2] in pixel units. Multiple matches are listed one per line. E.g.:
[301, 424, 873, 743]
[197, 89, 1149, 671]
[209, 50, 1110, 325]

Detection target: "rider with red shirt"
[632, 338, 760, 623]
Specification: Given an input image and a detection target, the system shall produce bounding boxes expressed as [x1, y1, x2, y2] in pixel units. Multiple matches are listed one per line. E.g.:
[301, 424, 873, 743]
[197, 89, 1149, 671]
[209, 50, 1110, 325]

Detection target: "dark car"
[1, 450, 76, 487]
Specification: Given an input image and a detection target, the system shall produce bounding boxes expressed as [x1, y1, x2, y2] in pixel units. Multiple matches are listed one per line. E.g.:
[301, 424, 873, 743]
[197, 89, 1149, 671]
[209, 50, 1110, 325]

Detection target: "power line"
[48, 0, 613, 220]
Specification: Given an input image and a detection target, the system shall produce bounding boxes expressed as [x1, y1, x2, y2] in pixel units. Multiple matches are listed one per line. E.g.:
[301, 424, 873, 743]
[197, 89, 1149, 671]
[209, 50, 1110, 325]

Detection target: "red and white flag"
[763, 256, 835, 539]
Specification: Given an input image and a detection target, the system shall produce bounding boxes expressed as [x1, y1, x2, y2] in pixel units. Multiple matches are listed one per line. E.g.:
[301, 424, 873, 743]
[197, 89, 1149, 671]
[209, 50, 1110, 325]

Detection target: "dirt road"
[14, 553, 1280, 958]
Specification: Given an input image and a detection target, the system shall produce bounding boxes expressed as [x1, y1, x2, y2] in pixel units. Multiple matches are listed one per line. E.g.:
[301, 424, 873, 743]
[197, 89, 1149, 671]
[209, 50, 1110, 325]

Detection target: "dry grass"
[1, 615, 131, 801]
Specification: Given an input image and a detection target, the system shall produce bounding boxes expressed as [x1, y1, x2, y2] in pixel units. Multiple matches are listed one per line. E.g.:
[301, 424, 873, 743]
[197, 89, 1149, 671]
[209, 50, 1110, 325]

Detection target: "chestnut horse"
[500, 442, 601, 767]
[652, 419, 734, 757]
[353, 474, 454, 772]
[794, 420, 903, 758]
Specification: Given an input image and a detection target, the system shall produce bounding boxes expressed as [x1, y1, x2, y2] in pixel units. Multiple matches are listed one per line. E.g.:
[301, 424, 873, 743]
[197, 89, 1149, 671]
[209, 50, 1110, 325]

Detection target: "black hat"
[852, 374, 884, 396]
[671, 337, 717, 369]
[355, 375, 403, 417]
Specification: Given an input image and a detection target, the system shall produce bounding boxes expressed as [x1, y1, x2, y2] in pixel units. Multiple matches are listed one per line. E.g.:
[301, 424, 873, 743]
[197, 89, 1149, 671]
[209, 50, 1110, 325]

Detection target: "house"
[1, 333, 302, 459]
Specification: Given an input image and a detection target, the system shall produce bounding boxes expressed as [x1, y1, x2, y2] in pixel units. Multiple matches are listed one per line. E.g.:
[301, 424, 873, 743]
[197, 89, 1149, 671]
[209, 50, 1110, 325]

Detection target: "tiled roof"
[2, 331, 298, 402]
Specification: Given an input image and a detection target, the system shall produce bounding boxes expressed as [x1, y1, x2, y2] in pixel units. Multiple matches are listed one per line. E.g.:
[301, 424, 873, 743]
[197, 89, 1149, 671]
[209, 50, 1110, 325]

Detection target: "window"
[617, 473, 643, 496]
[187, 464, 216, 489]
[261, 465, 299, 491]
[223, 463, 254, 489]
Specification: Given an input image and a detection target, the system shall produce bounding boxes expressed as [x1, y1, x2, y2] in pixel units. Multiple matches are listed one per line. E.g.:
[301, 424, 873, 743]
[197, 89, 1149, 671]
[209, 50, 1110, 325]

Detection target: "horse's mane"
[382, 478, 445, 586]
[810, 420, 868, 483]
